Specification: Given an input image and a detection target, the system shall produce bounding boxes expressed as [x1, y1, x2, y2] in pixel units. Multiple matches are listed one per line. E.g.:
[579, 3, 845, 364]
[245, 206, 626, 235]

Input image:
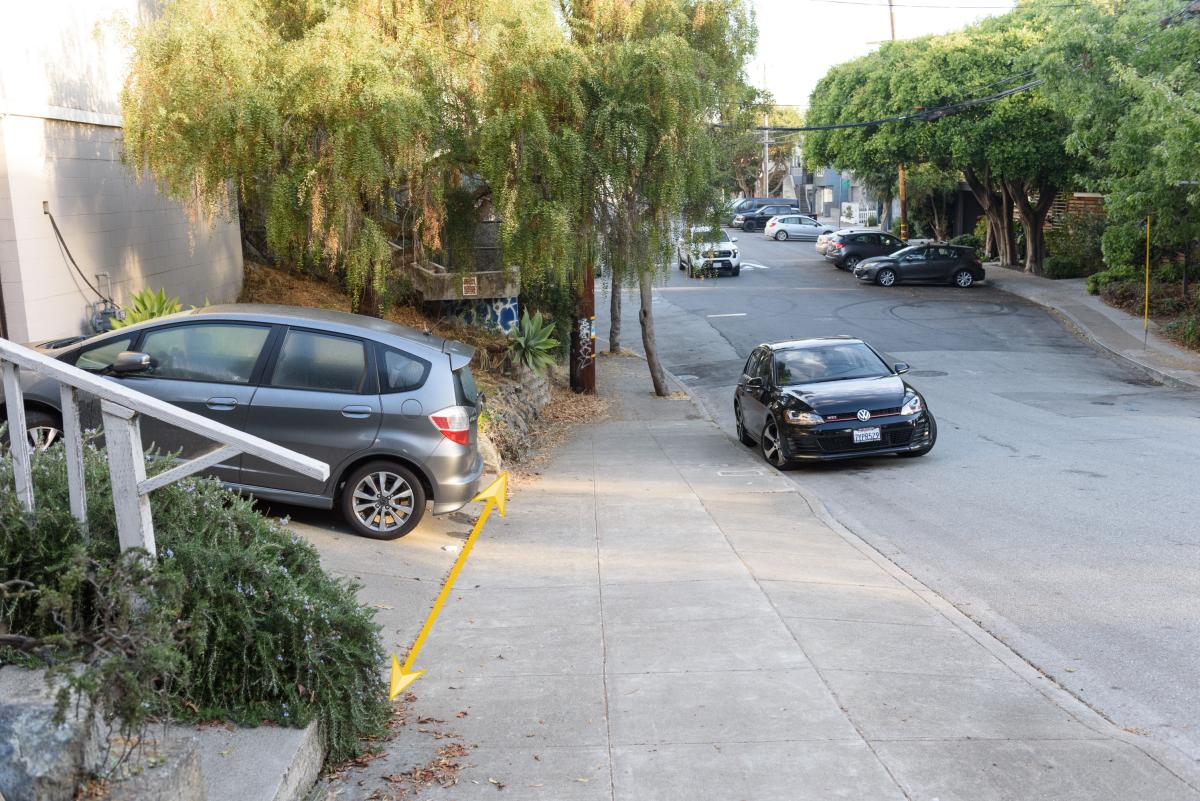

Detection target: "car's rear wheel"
[774, 231, 788, 241]
[340, 461, 426, 540]
[760, 416, 791, 469]
[953, 269, 974, 288]
[899, 415, 937, 458]
[843, 255, 861, 270]
[876, 268, 897, 287]
[735, 402, 755, 446]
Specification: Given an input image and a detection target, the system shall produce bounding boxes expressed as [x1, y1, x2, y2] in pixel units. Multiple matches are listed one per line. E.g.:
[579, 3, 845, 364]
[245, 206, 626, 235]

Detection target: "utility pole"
[889, 0, 908, 239]
[762, 110, 770, 196]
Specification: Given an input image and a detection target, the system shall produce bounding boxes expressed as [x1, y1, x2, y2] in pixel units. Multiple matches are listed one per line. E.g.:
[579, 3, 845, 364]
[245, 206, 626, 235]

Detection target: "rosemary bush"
[0, 439, 388, 763]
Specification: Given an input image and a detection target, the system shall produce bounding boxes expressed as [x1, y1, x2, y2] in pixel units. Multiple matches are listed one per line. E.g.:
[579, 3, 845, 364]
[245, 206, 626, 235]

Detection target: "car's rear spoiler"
[442, 339, 475, 371]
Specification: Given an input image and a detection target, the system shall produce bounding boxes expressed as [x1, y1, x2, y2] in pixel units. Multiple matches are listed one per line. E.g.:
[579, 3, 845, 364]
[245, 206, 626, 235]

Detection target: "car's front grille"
[713, 250, 733, 258]
[822, 407, 901, 423]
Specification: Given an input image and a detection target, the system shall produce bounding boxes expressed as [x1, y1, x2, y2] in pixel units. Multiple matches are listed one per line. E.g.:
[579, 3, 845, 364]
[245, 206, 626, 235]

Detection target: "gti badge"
[857, 409, 872, 421]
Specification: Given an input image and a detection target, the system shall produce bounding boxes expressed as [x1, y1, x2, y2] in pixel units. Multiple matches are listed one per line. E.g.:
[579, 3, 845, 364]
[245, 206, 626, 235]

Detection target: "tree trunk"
[878, 196, 892, 231]
[638, 269, 669, 396]
[999, 184, 1018, 267]
[609, 281, 621, 352]
[964, 166, 1012, 264]
[984, 215, 995, 257]
[1007, 179, 1055, 274]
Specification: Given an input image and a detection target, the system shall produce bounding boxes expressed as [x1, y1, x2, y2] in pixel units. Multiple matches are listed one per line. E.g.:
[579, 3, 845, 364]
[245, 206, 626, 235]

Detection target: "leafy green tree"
[1038, 0, 1200, 293]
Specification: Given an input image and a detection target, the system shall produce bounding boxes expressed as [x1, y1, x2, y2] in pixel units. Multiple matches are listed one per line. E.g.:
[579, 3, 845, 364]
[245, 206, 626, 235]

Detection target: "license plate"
[853, 427, 881, 444]
[716, 261, 730, 269]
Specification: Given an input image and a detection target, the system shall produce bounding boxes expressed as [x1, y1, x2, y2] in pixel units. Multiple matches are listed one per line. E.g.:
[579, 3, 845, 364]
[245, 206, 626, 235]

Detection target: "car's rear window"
[455, 365, 480, 406]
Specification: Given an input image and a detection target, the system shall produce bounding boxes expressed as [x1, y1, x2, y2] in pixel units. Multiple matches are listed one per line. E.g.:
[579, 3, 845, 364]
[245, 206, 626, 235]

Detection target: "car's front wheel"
[1, 409, 65, 453]
[735, 402, 755, 446]
[952, 269, 974, 288]
[340, 461, 426, 540]
[876, 268, 898, 287]
[774, 231, 788, 241]
[760, 416, 791, 469]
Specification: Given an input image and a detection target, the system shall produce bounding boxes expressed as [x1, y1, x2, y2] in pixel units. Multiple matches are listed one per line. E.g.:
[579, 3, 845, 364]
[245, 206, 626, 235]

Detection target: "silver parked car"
[10, 305, 484, 540]
[763, 215, 834, 241]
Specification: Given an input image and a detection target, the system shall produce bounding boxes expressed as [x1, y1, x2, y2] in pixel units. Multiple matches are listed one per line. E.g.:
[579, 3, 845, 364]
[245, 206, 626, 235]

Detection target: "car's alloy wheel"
[341, 461, 426, 540]
[953, 269, 974, 288]
[760, 417, 789, 468]
[774, 231, 788, 241]
[735, 403, 755, 446]
[1, 410, 64, 454]
[843, 256, 860, 270]
[876, 268, 897, 287]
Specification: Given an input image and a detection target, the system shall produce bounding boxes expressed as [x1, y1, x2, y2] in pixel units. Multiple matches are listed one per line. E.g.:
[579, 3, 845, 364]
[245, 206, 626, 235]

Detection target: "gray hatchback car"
[13, 304, 484, 539]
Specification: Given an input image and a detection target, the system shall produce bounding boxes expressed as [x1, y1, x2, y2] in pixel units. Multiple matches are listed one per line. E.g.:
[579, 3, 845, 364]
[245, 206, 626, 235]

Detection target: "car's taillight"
[833, 242, 845, 249]
[430, 406, 471, 446]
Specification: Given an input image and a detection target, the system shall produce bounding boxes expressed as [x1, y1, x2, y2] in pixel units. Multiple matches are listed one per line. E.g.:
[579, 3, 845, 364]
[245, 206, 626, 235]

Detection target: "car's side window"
[270, 329, 369, 394]
[755, 352, 773, 384]
[141, 324, 271, 384]
[75, 335, 133, 372]
[903, 249, 927, 261]
[743, 350, 762, 379]
[380, 346, 431, 393]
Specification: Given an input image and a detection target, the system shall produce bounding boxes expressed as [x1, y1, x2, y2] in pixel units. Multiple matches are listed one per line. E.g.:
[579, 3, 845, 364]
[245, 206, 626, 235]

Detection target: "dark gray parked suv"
[12, 305, 484, 539]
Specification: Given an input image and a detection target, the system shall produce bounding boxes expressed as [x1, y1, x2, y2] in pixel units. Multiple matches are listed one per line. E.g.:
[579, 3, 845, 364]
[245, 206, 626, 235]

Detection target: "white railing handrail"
[1, 336, 329, 554]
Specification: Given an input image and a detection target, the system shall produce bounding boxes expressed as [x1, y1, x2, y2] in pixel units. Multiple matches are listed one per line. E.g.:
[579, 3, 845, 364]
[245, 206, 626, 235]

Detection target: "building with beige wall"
[0, 1, 243, 344]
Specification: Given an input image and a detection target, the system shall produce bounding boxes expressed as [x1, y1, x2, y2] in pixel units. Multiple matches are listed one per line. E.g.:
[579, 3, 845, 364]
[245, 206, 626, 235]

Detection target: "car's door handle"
[206, 397, 239, 411]
[341, 405, 375, 419]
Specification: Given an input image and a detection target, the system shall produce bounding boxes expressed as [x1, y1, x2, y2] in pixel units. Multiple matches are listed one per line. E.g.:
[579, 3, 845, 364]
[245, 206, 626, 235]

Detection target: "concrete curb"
[987, 273, 1200, 392]
[628, 347, 1200, 794]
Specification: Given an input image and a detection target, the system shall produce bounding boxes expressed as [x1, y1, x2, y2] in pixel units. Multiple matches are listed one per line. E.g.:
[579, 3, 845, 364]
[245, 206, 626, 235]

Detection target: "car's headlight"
[901, 392, 923, 415]
[785, 409, 824, 425]
[732, 248, 739, 258]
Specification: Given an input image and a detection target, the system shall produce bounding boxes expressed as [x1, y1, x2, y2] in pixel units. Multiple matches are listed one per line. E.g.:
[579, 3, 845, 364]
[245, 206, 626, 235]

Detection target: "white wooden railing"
[1, 338, 329, 554]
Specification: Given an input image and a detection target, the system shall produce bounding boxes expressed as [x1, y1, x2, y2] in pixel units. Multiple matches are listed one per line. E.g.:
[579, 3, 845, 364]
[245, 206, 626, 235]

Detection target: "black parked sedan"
[854, 244, 984, 287]
[824, 230, 906, 269]
[734, 337, 936, 466]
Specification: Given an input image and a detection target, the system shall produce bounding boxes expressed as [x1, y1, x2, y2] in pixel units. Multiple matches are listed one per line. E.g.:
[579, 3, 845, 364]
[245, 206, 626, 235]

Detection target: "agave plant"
[111, 287, 184, 328]
[508, 310, 560, 375]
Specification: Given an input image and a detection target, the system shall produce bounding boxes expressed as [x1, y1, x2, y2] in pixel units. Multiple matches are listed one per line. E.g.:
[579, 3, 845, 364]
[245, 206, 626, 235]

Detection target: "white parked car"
[678, 226, 742, 278]
[764, 215, 834, 242]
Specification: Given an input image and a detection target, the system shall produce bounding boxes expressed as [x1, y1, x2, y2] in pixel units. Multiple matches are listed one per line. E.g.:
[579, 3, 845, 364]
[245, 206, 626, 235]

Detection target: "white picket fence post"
[0, 337, 329, 554]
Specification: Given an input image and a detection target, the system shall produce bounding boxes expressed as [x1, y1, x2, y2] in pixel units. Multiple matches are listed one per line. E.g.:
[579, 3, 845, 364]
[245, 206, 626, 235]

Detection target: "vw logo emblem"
[856, 409, 872, 421]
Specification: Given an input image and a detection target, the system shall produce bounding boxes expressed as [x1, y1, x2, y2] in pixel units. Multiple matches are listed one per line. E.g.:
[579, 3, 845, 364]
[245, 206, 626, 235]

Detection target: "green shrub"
[1043, 255, 1091, 280]
[867, 215, 878, 227]
[1046, 209, 1105, 275]
[1101, 223, 1144, 268]
[1087, 264, 1141, 295]
[111, 287, 184, 329]
[1164, 314, 1200, 350]
[950, 233, 983, 257]
[508, 309, 560, 374]
[0, 441, 389, 764]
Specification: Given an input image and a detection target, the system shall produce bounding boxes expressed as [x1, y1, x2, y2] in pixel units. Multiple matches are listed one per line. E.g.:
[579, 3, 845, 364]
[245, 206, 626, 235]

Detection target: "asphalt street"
[596, 228, 1200, 764]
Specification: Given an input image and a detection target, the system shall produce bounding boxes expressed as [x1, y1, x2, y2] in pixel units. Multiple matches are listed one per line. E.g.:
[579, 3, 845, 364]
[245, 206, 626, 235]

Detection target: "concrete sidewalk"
[314, 353, 1200, 801]
[988, 266, 1200, 390]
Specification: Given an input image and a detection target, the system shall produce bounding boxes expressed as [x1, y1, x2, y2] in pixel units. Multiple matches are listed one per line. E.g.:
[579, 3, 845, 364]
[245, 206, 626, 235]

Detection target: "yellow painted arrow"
[390, 472, 508, 699]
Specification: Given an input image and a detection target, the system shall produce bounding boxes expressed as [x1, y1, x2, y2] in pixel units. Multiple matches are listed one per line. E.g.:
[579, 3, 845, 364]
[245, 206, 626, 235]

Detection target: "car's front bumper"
[853, 266, 880, 281]
[782, 413, 932, 460]
[695, 257, 741, 273]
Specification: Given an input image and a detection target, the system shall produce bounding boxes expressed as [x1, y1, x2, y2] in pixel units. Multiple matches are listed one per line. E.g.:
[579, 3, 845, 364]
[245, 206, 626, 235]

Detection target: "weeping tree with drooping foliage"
[121, 0, 537, 314]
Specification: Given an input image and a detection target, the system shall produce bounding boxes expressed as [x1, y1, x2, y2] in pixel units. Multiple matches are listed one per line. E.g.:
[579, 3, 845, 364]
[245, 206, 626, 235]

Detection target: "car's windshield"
[687, 226, 730, 247]
[774, 343, 892, 385]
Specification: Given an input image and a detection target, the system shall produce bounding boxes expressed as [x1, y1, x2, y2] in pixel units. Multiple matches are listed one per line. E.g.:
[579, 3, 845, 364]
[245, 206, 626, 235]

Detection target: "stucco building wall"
[0, 0, 243, 343]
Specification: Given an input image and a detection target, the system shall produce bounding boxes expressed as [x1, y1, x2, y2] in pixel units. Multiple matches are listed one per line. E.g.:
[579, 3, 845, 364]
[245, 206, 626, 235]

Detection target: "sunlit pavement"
[304, 354, 1200, 801]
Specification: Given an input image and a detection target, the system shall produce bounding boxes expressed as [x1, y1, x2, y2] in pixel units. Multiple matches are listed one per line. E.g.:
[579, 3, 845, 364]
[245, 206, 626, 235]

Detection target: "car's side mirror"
[894, 362, 910, 374]
[731, 237, 738, 243]
[110, 351, 151, 374]
[745, 376, 764, 389]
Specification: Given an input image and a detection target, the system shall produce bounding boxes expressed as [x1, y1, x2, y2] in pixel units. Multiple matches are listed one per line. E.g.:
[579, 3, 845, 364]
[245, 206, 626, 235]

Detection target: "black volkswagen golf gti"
[734, 337, 936, 466]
